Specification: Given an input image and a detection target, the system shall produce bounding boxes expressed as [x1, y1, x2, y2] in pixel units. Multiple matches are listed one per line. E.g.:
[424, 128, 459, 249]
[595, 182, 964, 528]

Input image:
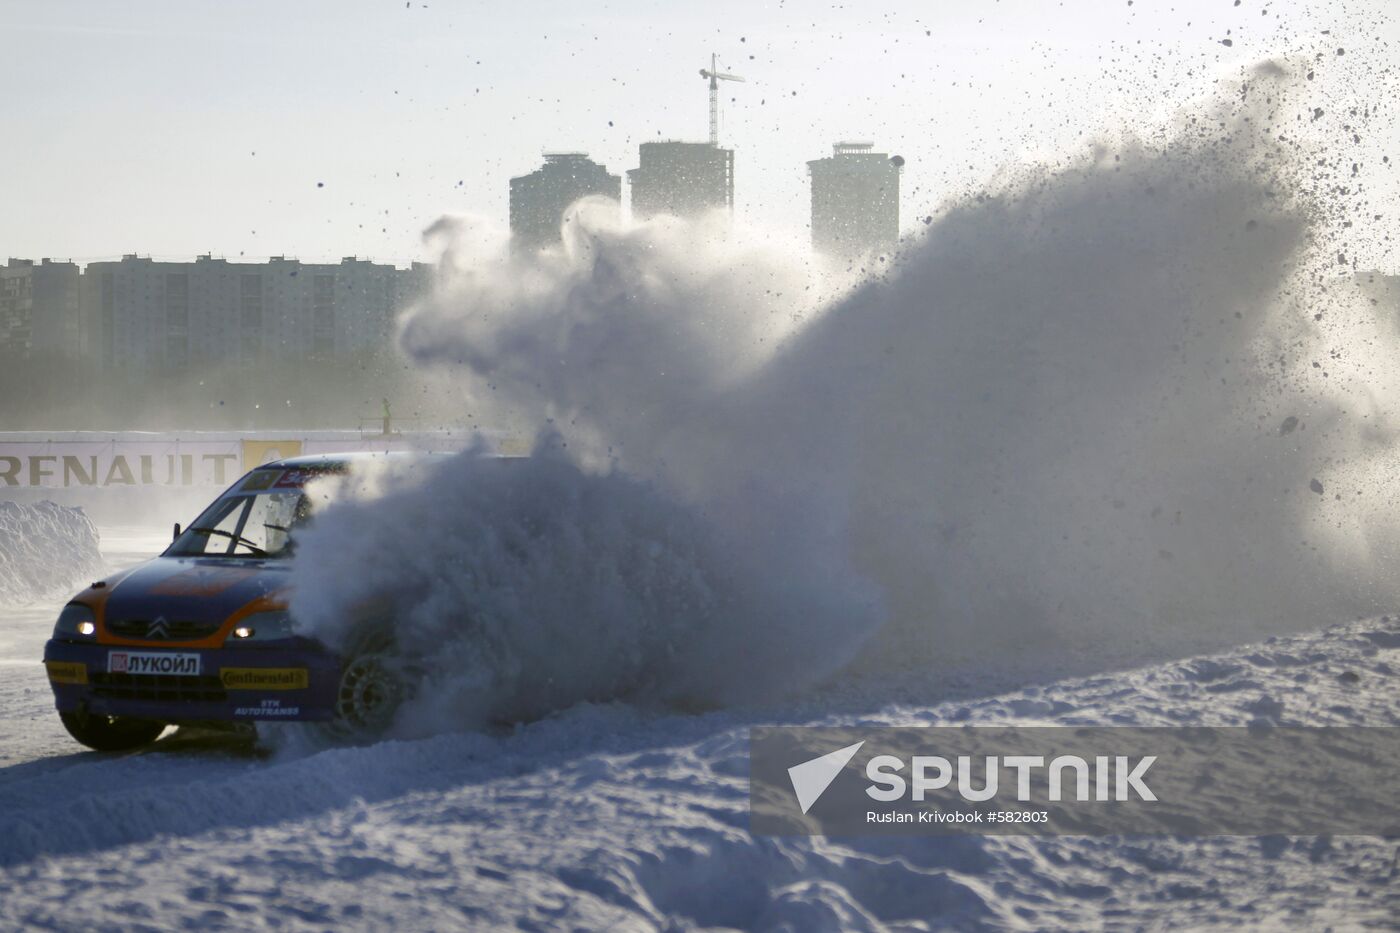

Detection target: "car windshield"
[166, 469, 325, 559]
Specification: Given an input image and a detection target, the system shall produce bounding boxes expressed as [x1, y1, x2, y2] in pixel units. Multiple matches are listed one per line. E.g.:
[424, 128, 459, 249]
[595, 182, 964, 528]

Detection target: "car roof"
[256, 451, 455, 471]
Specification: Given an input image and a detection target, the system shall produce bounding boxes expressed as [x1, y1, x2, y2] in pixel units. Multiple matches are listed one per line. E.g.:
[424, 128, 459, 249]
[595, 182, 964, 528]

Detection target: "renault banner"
[0, 431, 473, 489]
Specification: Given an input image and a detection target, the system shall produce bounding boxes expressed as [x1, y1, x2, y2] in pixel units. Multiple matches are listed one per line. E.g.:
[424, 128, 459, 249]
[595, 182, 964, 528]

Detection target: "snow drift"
[291, 59, 1400, 732]
[0, 501, 103, 606]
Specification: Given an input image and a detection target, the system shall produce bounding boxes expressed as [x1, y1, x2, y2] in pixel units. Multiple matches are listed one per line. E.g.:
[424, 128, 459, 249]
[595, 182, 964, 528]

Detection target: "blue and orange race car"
[43, 454, 402, 751]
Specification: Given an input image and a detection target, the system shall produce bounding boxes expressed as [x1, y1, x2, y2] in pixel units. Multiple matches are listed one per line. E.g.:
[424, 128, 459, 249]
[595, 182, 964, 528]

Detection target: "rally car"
[43, 453, 403, 751]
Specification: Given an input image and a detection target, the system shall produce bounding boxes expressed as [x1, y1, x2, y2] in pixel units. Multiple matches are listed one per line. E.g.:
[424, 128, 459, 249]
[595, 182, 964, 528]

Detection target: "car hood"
[102, 556, 290, 628]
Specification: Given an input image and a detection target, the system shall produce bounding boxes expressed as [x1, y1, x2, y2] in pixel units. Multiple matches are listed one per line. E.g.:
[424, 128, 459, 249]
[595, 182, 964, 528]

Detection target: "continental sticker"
[220, 667, 309, 690]
[45, 660, 87, 684]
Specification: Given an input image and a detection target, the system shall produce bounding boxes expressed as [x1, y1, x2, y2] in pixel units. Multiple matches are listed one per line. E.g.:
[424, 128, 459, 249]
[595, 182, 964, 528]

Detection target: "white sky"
[1, 0, 1396, 268]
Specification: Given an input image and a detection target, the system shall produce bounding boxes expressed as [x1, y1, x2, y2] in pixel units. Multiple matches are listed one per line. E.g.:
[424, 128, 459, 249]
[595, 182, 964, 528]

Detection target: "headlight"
[228, 610, 297, 642]
[53, 604, 97, 641]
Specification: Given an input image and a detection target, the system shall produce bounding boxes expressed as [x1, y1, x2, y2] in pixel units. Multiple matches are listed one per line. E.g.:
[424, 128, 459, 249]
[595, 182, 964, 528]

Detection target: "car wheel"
[59, 710, 166, 752]
[314, 624, 409, 745]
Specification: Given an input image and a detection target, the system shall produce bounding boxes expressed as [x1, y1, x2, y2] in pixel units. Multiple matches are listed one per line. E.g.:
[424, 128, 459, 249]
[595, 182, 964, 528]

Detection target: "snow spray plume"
[289, 207, 878, 732]
[289, 441, 881, 732]
[403, 202, 851, 460]
[293, 59, 1400, 732]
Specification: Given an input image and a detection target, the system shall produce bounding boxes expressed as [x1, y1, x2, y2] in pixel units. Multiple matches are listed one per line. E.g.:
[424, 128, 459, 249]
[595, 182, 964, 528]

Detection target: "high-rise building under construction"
[509, 153, 621, 253]
[627, 141, 734, 220]
[807, 142, 902, 261]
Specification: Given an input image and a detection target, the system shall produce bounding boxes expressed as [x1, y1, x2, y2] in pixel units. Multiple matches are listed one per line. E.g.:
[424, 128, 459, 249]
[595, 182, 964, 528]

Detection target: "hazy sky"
[2, 0, 1395, 267]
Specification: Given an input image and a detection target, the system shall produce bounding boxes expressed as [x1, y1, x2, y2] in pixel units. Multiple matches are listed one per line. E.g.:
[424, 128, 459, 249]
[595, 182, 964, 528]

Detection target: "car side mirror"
[173, 522, 182, 541]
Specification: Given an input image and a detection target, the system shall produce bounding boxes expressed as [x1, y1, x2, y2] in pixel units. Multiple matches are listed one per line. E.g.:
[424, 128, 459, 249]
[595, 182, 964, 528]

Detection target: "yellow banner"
[240, 439, 304, 471]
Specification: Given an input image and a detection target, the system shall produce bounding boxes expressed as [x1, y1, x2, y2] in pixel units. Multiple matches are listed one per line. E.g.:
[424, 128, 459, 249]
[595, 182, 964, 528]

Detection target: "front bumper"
[43, 638, 342, 723]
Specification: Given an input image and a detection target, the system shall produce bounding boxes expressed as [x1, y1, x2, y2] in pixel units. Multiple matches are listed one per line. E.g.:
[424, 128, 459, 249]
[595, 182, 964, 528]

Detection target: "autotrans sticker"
[108, 651, 201, 675]
[234, 699, 301, 718]
[220, 668, 309, 690]
[45, 661, 87, 684]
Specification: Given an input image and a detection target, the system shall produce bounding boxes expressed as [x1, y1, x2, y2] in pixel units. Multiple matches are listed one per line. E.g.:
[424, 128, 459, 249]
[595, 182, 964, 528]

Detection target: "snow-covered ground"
[0, 527, 163, 769]
[0, 526, 1396, 930]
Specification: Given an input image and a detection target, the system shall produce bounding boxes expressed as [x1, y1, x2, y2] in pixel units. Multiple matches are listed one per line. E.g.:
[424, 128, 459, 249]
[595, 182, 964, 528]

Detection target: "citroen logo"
[146, 617, 170, 639]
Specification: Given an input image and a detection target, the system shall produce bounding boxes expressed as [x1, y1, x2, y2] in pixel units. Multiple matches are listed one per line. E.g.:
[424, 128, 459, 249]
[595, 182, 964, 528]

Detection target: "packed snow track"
[0, 528, 1396, 931]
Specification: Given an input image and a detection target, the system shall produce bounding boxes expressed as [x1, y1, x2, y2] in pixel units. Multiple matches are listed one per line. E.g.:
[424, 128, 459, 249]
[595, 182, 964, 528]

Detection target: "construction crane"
[698, 53, 744, 146]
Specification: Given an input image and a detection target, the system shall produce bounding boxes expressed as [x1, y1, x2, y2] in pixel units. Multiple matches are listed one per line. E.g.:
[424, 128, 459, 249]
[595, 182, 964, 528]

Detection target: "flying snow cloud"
[290, 59, 1400, 733]
[289, 210, 883, 730]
